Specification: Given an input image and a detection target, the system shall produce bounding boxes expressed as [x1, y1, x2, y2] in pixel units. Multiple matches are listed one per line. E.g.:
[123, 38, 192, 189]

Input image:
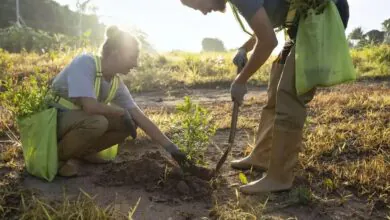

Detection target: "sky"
[54, 0, 390, 53]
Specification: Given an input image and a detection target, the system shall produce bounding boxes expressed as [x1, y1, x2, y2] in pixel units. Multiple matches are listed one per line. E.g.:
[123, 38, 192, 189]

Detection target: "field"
[1, 45, 390, 219]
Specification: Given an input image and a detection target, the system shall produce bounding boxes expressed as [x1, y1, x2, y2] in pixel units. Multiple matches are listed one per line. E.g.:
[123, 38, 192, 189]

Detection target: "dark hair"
[214, 0, 227, 12]
[101, 25, 140, 57]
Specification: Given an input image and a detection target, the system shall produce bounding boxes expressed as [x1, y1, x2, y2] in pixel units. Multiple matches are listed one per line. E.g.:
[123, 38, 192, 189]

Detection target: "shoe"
[58, 159, 79, 177]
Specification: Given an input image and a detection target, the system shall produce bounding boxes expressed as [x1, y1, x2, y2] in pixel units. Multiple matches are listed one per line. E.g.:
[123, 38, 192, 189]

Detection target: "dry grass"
[300, 85, 390, 203]
[0, 46, 389, 219]
[204, 83, 389, 219]
[139, 82, 390, 219]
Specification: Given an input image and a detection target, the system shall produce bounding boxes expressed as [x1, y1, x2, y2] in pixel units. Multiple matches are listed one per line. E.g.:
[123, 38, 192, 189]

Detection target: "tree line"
[0, 0, 105, 41]
[348, 18, 390, 48]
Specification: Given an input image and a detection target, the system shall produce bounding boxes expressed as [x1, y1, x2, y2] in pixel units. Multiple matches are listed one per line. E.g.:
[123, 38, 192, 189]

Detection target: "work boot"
[230, 109, 274, 171]
[58, 159, 79, 177]
[239, 128, 302, 194]
[231, 63, 284, 171]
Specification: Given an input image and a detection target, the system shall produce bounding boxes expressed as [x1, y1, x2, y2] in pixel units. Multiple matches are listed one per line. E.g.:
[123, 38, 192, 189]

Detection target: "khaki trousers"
[251, 43, 316, 165]
[57, 110, 130, 161]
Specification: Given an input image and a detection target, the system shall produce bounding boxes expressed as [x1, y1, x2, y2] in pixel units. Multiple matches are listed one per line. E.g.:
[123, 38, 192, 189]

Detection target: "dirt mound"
[95, 151, 212, 200]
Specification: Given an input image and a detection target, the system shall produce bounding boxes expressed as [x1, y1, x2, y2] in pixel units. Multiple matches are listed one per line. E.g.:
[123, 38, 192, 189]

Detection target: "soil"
[16, 84, 389, 219]
[22, 141, 215, 219]
[95, 151, 213, 201]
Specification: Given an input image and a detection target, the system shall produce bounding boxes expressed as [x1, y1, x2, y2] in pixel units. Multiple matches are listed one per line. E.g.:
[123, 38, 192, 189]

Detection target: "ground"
[2, 79, 389, 219]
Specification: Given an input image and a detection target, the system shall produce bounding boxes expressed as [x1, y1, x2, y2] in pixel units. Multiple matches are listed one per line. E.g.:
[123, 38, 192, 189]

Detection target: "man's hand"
[123, 110, 137, 139]
[233, 48, 248, 69]
[230, 80, 248, 106]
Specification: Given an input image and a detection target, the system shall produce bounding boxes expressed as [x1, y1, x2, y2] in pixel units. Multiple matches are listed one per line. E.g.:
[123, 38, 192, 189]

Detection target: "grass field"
[0, 45, 389, 219]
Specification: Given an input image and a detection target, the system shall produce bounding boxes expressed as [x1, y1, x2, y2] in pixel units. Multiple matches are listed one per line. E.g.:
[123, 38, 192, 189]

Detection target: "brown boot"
[58, 159, 79, 177]
[231, 63, 284, 171]
[239, 128, 302, 194]
[230, 109, 274, 171]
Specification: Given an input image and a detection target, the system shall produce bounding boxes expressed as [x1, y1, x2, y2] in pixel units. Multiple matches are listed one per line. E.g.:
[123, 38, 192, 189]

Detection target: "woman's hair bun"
[106, 25, 121, 39]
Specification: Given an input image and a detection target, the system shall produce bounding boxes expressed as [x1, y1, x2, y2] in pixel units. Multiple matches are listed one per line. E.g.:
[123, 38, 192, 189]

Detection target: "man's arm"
[239, 35, 257, 52]
[235, 7, 278, 83]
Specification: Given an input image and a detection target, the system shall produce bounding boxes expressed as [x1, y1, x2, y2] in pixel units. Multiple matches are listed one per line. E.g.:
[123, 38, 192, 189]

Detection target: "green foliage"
[0, 25, 91, 53]
[323, 178, 335, 191]
[289, 0, 329, 19]
[0, 48, 12, 74]
[382, 18, 390, 34]
[0, 0, 153, 53]
[351, 44, 390, 77]
[238, 173, 248, 184]
[349, 27, 364, 40]
[365, 29, 385, 45]
[288, 187, 313, 205]
[0, 74, 49, 120]
[0, 0, 105, 43]
[172, 96, 217, 165]
[125, 51, 270, 92]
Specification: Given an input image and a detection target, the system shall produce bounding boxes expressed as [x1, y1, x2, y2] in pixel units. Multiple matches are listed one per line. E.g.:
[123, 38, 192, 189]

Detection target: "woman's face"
[107, 41, 139, 75]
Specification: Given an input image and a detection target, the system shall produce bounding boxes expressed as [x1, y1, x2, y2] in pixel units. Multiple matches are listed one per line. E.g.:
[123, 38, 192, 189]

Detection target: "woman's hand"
[122, 110, 138, 139]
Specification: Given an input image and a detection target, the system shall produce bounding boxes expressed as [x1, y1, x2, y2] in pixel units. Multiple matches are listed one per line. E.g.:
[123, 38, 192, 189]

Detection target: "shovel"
[214, 64, 244, 175]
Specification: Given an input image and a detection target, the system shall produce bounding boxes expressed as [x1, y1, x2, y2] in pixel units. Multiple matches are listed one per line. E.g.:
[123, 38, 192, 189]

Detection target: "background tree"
[382, 18, 390, 44]
[201, 38, 226, 52]
[349, 27, 364, 40]
[0, 0, 154, 52]
[364, 29, 385, 45]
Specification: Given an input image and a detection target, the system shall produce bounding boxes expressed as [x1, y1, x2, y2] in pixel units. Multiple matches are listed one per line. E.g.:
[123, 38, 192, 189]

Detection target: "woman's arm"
[129, 106, 177, 152]
[78, 97, 125, 117]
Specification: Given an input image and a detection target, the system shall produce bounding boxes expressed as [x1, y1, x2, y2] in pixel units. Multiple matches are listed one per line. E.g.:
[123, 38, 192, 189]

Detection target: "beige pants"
[57, 110, 131, 161]
[274, 46, 316, 131]
[252, 44, 316, 159]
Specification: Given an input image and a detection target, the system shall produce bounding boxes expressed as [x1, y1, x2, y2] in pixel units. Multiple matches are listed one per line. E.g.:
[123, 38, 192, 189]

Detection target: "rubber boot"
[230, 109, 274, 171]
[239, 128, 302, 194]
[230, 63, 284, 171]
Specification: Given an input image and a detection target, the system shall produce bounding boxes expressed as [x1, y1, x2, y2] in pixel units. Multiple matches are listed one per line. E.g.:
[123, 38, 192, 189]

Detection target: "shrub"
[172, 96, 217, 165]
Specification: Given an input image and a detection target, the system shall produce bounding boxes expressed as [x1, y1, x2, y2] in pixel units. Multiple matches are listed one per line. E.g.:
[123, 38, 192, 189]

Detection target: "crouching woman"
[49, 26, 185, 177]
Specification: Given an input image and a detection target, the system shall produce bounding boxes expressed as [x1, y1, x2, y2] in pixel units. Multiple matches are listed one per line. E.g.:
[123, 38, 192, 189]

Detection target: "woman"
[180, 0, 349, 193]
[50, 26, 186, 177]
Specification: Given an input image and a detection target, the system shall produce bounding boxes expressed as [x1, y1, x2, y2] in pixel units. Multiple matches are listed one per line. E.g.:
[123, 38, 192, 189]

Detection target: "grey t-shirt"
[229, 0, 289, 28]
[51, 53, 137, 110]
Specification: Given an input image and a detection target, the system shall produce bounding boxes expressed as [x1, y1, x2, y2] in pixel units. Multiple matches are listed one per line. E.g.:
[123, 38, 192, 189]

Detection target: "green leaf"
[239, 172, 248, 184]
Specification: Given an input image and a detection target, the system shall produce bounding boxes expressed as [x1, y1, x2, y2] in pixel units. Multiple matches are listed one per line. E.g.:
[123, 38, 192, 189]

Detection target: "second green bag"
[295, 1, 356, 96]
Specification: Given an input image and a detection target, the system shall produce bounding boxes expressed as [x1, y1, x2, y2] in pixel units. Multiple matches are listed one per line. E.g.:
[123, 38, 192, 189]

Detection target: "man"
[180, 0, 349, 193]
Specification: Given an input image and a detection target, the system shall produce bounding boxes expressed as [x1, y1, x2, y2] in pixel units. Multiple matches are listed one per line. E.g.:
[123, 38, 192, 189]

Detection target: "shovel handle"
[216, 64, 245, 175]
